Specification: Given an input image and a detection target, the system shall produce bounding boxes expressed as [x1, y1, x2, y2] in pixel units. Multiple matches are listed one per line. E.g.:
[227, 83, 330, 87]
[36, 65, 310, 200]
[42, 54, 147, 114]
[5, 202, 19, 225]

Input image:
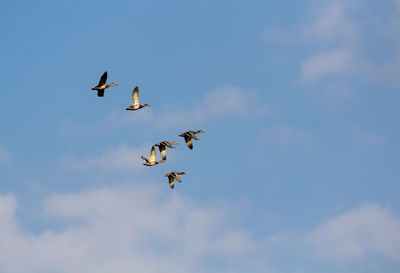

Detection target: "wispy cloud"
[297, 0, 365, 87]
[60, 144, 148, 172]
[110, 86, 267, 129]
[299, 48, 354, 82]
[264, 0, 400, 99]
[306, 203, 400, 261]
[0, 185, 264, 273]
[263, 203, 400, 267]
[260, 126, 313, 146]
[59, 86, 270, 137]
[357, 132, 386, 146]
[301, 0, 360, 44]
[0, 146, 11, 164]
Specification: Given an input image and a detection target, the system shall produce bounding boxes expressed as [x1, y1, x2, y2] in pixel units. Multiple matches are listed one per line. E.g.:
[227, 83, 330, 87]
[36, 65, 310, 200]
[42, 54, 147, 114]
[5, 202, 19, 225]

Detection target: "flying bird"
[179, 130, 205, 149]
[91, 71, 117, 97]
[141, 146, 165, 166]
[126, 86, 151, 111]
[165, 171, 187, 189]
[154, 141, 178, 160]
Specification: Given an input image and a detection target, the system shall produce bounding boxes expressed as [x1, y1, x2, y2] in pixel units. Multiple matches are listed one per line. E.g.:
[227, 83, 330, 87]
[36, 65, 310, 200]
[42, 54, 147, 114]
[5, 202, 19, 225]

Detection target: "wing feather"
[174, 173, 182, 182]
[132, 86, 139, 107]
[149, 146, 156, 162]
[97, 90, 104, 97]
[168, 175, 175, 189]
[163, 141, 177, 148]
[98, 71, 107, 86]
[184, 135, 193, 149]
[159, 144, 167, 160]
[189, 132, 199, 140]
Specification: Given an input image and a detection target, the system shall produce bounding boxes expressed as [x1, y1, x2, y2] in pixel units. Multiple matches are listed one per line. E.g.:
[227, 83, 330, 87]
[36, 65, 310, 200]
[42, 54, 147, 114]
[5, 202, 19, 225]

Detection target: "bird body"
[179, 130, 205, 149]
[165, 171, 187, 189]
[141, 146, 165, 166]
[91, 71, 117, 97]
[126, 86, 151, 111]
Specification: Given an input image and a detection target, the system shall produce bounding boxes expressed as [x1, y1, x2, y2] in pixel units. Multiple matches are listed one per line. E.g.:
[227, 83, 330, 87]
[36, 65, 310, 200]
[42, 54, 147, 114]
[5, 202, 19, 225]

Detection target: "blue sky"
[0, 0, 400, 272]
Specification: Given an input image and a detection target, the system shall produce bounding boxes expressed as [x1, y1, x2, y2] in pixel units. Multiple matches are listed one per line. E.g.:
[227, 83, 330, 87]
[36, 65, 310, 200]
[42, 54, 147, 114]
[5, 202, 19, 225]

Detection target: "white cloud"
[0, 146, 11, 164]
[0, 185, 264, 273]
[61, 144, 148, 172]
[306, 203, 400, 261]
[299, 48, 354, 82]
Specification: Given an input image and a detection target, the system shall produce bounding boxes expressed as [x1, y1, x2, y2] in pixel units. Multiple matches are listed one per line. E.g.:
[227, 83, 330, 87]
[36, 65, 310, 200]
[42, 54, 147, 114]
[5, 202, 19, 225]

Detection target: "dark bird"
[91, 71, 117, 97]
[165, 171, 187, 189]
[154, 141, 178, 160]
[141, 146, 165, 166]
[126, 86, 151, 111]
[179, 130, 205, 149]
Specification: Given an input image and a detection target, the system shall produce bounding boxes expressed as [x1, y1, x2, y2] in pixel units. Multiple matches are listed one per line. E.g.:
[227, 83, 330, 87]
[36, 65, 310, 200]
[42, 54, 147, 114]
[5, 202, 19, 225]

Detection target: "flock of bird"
[91, 71, 205, 189]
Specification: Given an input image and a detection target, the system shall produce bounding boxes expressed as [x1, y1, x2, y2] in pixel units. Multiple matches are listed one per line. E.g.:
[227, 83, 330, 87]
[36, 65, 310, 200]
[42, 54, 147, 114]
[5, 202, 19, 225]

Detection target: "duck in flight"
[141, 146, 165, 166]
[91, 71, 117, 97]
[126, 86, 151, 111]
[165, 171, 187, 189]
[154, 141, 178, 160]
[179, 130, 205, 149]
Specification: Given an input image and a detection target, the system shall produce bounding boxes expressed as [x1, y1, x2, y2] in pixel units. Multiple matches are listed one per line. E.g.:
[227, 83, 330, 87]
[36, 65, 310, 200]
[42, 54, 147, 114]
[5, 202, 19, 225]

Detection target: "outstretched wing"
[149, 146, 157, 163]
[168, 175, 175, 189]
[163, 141, 177, 148]
[98, 71, 107, 86]
[184, 135, 193, 149]
[174, 173, 183, 182]
[97, 90, 105, 97]
[132, 86, 139, 107]
[159, 144, 167, 160]
[189, 132, 199, 140]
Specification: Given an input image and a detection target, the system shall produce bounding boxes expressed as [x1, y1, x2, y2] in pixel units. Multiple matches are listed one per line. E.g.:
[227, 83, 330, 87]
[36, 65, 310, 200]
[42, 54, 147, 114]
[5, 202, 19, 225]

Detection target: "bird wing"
[163, 141, 177, 148]
[174, 173, 182, 182]
[98, 71, 107, 86]
[132, 86, 139, 107]
[189, 132, 199, 140]
[184, 135, 193, 149]
[159, 144, 167, 160]
[168, 175, 175, 189]
[149, 146, 157, 162]
[97, 90, 104, 97]
[141, 156, 148, 163]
